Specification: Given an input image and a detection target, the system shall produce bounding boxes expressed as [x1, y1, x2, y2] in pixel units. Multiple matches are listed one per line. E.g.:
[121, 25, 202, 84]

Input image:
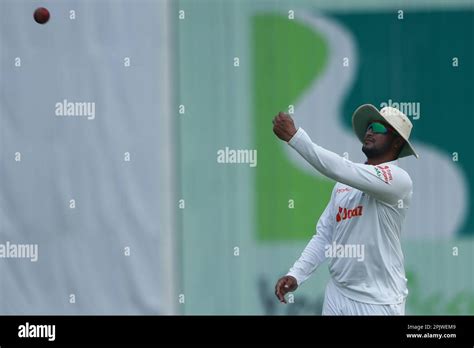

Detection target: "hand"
[274, 275, 298, 304]
[272, 112, 297, 142]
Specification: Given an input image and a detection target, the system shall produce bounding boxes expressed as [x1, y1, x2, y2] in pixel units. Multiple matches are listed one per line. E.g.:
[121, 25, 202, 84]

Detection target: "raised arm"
[287, 128, 412, 205]
[272, 113, 412, 205]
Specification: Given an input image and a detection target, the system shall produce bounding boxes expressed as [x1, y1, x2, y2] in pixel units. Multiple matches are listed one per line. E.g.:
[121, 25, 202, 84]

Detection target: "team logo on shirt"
[374, 165, 393, 183]
[336, 187, 352, 194]
[336, 205, 363, 222]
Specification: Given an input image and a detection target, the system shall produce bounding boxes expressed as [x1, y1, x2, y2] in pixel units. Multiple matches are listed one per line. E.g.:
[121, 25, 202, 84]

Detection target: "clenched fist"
[274, 275, 298, 304]
[272, 112, 297, 142]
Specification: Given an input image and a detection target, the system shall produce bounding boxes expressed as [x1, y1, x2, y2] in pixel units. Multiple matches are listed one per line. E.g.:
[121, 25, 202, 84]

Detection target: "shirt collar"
[364, 159, 399, 166]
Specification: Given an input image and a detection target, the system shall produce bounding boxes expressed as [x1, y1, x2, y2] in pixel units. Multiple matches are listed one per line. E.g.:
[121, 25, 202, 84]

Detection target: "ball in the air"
[34, 7, 50, 24]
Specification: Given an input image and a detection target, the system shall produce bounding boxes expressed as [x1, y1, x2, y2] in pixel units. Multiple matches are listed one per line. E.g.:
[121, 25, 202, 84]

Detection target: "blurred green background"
[176, 0, 474, 314]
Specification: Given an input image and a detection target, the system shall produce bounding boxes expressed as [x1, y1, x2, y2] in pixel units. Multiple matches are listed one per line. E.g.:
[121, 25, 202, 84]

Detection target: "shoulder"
[374, 163, 411, 184]
[377, 163, 413, 200]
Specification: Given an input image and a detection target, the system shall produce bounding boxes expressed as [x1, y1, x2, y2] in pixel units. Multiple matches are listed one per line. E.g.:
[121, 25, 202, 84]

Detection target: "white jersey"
[286, 128, 413, 304]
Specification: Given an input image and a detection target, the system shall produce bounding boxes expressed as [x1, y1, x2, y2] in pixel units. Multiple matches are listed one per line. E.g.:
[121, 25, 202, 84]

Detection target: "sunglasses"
[366, 122, 394, 134]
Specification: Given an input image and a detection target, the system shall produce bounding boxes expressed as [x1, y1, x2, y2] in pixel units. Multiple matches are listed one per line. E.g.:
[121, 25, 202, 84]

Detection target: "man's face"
[362, 121, 399, 158]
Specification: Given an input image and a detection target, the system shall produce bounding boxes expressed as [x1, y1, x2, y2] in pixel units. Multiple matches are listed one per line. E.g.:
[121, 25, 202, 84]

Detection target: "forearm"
[287, 233, 329, 286]
[288, 128, 359, 184]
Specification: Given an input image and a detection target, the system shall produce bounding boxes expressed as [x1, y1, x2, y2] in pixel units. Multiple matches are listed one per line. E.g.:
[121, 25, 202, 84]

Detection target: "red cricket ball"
[34, 7, 50, 24]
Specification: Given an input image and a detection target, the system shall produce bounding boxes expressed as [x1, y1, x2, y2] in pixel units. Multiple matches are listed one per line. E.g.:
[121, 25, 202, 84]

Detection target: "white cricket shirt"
[286, 128, 413, 304]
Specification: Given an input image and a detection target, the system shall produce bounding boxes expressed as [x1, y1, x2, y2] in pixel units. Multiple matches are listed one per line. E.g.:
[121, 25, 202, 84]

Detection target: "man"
[273, 104, 419, 315]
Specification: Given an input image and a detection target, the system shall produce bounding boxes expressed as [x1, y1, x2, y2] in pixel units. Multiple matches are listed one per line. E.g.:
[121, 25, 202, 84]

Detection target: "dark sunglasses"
[366, 122, 394, 134]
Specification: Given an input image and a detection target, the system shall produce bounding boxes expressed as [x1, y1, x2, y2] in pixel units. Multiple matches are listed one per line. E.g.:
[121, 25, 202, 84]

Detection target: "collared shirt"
[286, 128, 412, 304]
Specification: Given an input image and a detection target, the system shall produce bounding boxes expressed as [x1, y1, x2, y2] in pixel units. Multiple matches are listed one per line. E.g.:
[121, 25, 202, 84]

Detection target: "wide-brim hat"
[352, 104, 419, 158]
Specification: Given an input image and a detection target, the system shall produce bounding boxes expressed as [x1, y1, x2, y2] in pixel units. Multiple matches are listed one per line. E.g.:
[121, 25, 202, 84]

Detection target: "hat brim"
[352, 104, 419, 159]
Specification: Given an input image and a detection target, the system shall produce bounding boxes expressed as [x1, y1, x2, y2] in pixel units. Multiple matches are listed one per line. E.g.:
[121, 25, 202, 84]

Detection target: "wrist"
[287, 127, 300, 143]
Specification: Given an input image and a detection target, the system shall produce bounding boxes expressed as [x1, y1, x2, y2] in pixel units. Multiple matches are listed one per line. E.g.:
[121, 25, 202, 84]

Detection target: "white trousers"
[322, 279, 405, 315]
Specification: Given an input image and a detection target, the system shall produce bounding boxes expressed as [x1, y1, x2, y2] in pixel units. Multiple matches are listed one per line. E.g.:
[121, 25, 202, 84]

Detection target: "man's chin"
[362, 145, 378, 158]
